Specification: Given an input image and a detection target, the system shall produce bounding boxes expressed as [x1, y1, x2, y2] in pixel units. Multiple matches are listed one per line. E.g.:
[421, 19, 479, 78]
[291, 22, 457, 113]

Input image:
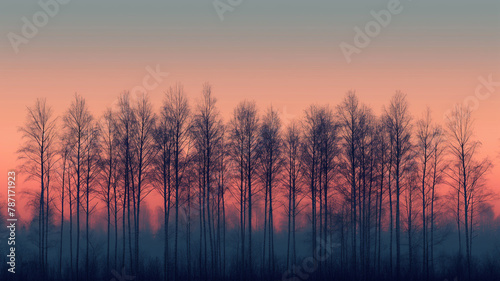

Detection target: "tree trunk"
[60, 159, 66, 278]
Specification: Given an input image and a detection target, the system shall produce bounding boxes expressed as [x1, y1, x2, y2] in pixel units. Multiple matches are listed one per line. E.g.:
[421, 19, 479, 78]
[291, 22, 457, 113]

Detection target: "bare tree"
[18, 98, 58, 279]
[63, 94, 93, 281]
[374, 120, 389, 275]
[445, 105, 492, 280]
[283, 121, 303, 270]
[215, 129, 229, 279]
[429, 125, 446, 276]
[415, 108, 441, 279]
[228, 104, 246, 276]
[115, 93, 137, 271]
[359, 109, 378, 277]
[404, 163, 418, 277]
[83, 119, 100, 281]
[259, 106, 283, 275]
[163, 84, 191, 281]
[191, 83, 224, 279]
[57, 134, 72, 278]
[44, 135, 57, 276]
[318, 107, 338, 275]
[132, 94, 157, 276]
[228, 100, 260, 277]
[301, 105, 321, 260]
[384, 91, 413, 281]
[336, 92, 366, 277]
[153, 101, 174, 281]
[98, 109, 119, 275]
[67, 150, 76, 278]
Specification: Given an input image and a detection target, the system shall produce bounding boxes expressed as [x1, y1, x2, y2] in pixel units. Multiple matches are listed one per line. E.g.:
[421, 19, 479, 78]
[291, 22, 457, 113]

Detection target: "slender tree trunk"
[457, 185, 461, 255]
[206, 144, 215, 280]
[463, 155, 470, 281]
[198, 165, 203, 280]
[248, 147, 253, 277]
[287, 179, 291, 269]
[69, 177, 73, 280]
[430, 162, 437, 276]
[292, 175, 296, 268]
[46, 167, 50, 277]
[164, 151, 171, 281]
[136, 181, 141, 276]
[396, 161, 401, 281]
[367, 156, 374, 278]
[128, 170, 135, 272]
[312, 156, 317, 262]
[41, 144, 46, 279]
[107, 183, 111, 276]
[76, 139, 81, 281]
[60, 159, 66, 278]
[421, 159, 427, 281]
[262, 181, 268, 272]
[163, 179, 169, 281]
[350, 138, 357, 278]
[222, 183, 226, 280]
[187, 180, 191, 281]
[122, 172, 127, 270]
[377, 158, 384, 274]
[86, 156, 90, 281]
[239, 156, 245, 277]
[324, 159, 329, 276]
[388, 154, 393, 279]
[114, 181, 118, 271]
[174, 138, 180, 281]
[408, 186, 413, 277]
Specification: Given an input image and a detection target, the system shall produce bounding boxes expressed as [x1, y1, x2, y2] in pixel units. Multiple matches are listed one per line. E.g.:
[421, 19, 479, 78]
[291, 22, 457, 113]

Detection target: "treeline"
[15, 85, 494, 281]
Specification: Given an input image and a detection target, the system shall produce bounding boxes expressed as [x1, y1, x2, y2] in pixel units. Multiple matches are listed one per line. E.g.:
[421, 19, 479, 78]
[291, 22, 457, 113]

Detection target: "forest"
[1, 85, 498, 281]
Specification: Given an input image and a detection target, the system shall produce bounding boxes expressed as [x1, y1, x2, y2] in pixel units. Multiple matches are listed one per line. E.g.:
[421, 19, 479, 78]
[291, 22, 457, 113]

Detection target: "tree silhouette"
[445, 105, 492, 281]
[18, 98, 58, 280]
[62, 94, 93, 281]
[384, 92, 413, 281]
[14, 86, 499, 281]
[162, 84, 191, 281]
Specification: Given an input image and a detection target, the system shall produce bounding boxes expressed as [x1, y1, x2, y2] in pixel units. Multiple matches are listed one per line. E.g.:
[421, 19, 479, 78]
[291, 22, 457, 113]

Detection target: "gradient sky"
[1, 0, 499, 226]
